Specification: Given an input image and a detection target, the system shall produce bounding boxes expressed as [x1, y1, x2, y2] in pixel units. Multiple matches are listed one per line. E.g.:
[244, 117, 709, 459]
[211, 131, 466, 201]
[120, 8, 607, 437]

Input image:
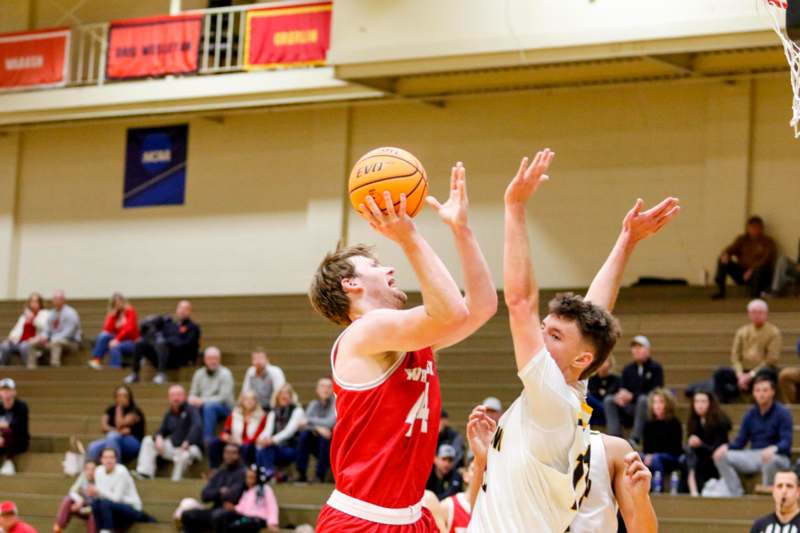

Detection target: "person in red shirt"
[89, 293, 140, 370]
[0, 501, 37, 533]
[308, 162, 497, 532]
[0, 293, 48, 367]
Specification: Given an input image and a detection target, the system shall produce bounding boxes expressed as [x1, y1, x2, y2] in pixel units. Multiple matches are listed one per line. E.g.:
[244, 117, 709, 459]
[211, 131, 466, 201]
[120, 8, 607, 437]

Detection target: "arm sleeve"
[13, 402, 29, 442]
[777, 409, 793, 456]
[222, 413, 233, 437]
[271, 366, 286, 393]
[115, 308, 138, 341]
[765, 329, 783, 367]
[68, 474, 85, 500]
[272, 407, 306, 445]
[240, 369, 252, 397]
[189, 371, 201, 398]
[518, 347, 578, 430]
[725, 236, 744, 257]
[8, 316, 25, 343]
[186, 407, 203, 445]
[157, 412, 170, 438]
[204, 370, 234, 405]
[732, 329, 744, 375]
[201, 475, 221, 503]
[264, 412, 275, 439]
[729, 414, 749, 450]
[224, 472, 246, 503]
[653, 364, 664, 388]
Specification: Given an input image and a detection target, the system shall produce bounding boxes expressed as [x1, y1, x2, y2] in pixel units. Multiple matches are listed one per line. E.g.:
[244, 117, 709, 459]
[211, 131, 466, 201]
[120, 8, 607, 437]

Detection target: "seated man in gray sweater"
[28, 290, 82, 368]
[294, 377, 336, 483]
[189, 347, 235, 445]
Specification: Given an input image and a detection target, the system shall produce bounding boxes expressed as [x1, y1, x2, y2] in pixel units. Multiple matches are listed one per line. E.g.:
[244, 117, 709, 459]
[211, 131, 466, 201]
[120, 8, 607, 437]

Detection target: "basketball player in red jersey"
[309, 162, 497, 532]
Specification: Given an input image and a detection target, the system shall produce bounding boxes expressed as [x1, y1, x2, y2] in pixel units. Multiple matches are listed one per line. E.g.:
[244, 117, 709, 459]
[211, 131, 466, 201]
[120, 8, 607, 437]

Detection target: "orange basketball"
[349, 147, 428, 218]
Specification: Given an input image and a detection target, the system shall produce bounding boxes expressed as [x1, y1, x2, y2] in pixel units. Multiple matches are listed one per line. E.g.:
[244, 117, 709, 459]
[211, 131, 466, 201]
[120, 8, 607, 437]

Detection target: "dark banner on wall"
[124, 124, 188, 208]
[0, 28, 70, 90]
[244, 1, 331, 70]
[107, 15, 202, 80]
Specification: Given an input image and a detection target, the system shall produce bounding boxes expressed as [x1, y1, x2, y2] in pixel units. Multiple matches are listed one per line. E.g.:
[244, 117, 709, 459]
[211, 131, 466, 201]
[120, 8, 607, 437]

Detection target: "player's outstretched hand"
[622, 196, 681, 244]
[504, 149, 555, 206]
[623, 451, 652, 501]
[426, 162, 469, 230]
[359, 192, 416, 243]
[467, 405, 497, 466]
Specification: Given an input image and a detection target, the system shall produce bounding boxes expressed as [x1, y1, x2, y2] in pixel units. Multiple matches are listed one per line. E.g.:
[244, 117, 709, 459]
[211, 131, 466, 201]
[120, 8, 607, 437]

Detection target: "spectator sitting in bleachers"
[0, 501, 37, 533]
[778, 337, 800, 404]
[89, 293, 140, 370]
[712, 215, 777, 300]
[208, 392, 267, 469]
[0, 378, 29, 476]
[189, 347, 235, 446]
[256, 383, 305, 481]
[295, 377, 336, 483]
[0, 292, 48, 367]
[87, 385, 145, 463]
[53, 459, 97, 533]
[481, 396, 503, 424]
[88, 448, 154, 532]
[751, 468, 800, 532]
[125, 299, 201, 386]
[28, 290, 81, 369]
[714, 299, 782, 403]
[436, 408, 464, 469]
[642, 388, 683, 492]
[179, 443, 247, 533]
[685, 389, 731, 497]
[208, 465, 280, 533]
[240, 348, 285, 411]
[426, 444, 464, 500]
[603, 335, 664, 445]
[713, 375, 792, 496]
[136, 385, 203, 482]
[587, 355, 621, 427]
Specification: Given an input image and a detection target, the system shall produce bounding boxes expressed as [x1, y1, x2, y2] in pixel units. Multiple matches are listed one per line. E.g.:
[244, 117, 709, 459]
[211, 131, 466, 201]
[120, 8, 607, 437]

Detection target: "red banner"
[244, 2, 331, 70]
[0, 28, 70, 90]
[107, 14, 202, 80]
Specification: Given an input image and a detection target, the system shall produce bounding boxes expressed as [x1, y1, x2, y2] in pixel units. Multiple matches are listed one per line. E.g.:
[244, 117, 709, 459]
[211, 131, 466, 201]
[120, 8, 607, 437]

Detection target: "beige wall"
[0, 133, 20, 298]
[4, 77, 798, 298]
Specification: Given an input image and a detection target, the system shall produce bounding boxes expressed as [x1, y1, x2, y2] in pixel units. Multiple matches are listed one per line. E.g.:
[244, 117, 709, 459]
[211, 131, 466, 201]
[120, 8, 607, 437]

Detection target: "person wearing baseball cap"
[438, 409, 465, 468]
[0, 378, 29, 476]
[426, 444, 464, 500]
[602, 334, 664, 445]
[0, 501, 37, 533]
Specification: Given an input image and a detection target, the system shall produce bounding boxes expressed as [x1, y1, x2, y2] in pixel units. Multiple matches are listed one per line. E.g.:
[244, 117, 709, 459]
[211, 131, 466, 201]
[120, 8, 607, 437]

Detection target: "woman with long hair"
[685, 389, 732, 496]
[0, 292, 48, 367]
[89, 293, 140, 370]
[642, 388, 683, 492]
[256, 383, 305, 480]
[209, 391, 267, 469]
[86, 385, 145, 462]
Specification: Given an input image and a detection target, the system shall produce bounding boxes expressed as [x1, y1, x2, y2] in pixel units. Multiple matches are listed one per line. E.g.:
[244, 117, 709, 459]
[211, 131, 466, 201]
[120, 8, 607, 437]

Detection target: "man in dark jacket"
[181, 443, 247, 533]
[603, 335, 664, 444]
[135, 385, 203, 481]
[126, 300, 201, 385]
[437, 409, 465, 468]
[426, 444, 464, 500]
[0, 379, 29, 476]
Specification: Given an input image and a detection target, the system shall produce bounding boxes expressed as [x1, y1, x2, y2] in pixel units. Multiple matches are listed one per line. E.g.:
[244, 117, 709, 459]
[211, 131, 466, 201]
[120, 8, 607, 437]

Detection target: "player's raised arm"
[604, 435, 659, 533]
[465, 405, 496, 509]
[503, 150, 554, 372]
[426, 163, 498, 352]
[585, 197, 680, 312]
[346, 192, 469, 354]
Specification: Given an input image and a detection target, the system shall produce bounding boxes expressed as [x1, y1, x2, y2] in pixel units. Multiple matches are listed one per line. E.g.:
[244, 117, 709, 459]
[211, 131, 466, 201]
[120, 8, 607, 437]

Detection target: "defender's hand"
[467, 405, 497, 466]
[621, 197, 680, 244]
[504, 149, 555, 206]
[427, 162, 469, 230]
[623, 452, 652, 501]
[359, 192, 417, 244]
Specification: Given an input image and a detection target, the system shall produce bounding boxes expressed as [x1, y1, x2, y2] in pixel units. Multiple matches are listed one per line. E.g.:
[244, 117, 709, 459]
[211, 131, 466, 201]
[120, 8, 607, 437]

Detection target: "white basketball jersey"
[468, 348, 592, 533]
[570, 432, 619, 533]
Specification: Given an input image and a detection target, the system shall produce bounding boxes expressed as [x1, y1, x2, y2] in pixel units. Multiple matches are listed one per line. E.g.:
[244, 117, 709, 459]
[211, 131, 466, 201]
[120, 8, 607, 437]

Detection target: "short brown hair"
[309, 244, 376, 325]
[547, 293, 621, 380]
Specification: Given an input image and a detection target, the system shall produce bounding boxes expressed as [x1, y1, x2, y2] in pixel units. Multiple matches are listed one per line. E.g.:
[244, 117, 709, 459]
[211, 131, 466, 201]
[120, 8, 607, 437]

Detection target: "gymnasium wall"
[3, 77, 798, 298]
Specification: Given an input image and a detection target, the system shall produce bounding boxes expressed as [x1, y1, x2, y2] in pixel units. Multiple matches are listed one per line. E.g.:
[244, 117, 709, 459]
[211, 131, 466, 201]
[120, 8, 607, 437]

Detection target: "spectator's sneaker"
[131, 470, 151, 480]
[153, 373, 167, 385]
[0, 459, 15, 476]
[88, 359, 102, 370]
[123, 373, 139, 384]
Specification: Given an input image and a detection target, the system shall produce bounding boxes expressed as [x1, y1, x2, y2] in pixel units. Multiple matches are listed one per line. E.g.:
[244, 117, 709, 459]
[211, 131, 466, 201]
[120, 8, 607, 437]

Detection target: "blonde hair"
[236, 391, 264, 418]
[272, 383, 299, 409]
[647, 388, 677, 421]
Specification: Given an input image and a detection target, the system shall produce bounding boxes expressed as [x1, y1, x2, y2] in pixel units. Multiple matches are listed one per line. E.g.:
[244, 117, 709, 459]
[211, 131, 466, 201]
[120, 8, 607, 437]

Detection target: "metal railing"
[71, 22, 109, 86]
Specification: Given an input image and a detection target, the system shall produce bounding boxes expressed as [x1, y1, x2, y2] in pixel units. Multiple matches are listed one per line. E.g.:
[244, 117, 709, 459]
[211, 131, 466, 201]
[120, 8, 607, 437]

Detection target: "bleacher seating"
[0, 286, 797, 532]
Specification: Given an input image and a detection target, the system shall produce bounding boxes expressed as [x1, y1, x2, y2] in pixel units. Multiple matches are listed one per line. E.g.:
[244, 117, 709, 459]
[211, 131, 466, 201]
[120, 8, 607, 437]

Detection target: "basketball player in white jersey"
[465, 407, 658, 532]
[468, 148, 680, 532]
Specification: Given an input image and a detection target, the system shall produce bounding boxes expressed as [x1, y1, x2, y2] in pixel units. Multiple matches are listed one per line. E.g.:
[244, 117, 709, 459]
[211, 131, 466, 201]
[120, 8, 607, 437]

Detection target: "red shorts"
[316, 505, 438, 533]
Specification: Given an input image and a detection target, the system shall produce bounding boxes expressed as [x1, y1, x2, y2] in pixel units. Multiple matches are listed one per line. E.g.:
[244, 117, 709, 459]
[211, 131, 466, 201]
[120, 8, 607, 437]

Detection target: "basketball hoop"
[763, 0, 800, 137]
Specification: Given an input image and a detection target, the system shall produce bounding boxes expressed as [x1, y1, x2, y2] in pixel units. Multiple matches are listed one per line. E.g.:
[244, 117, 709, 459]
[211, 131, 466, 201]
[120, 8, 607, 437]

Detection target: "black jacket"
[156, 402, 203, 448]
[163, 318, 201, 364]
[201, 462, 247, 507]
[588, 373, 621, 400]
[621, 359, 664, 399]
[0, 399, 29, 453]
[426, 466, 464, 500]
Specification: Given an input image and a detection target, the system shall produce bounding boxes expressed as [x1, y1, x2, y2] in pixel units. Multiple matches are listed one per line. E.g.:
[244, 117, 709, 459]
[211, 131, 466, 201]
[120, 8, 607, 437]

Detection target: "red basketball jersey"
[444, 493, 471, 533]
[329, 336, 441, 509]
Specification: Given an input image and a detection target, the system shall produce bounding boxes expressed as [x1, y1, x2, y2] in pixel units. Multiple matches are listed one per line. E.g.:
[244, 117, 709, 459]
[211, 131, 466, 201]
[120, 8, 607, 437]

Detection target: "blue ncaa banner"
[123, 124, 188, 208]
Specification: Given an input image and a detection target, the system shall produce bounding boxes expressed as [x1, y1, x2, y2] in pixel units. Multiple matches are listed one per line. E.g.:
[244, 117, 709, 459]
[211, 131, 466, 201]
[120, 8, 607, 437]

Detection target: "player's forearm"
[399, 231, 468, 324]
[585, 231, 636, 312]
[503, 202, 538, 310]
[627, 500, 658, 533]
[467, 459, 486, 509]
[451, 225, 498, 321]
